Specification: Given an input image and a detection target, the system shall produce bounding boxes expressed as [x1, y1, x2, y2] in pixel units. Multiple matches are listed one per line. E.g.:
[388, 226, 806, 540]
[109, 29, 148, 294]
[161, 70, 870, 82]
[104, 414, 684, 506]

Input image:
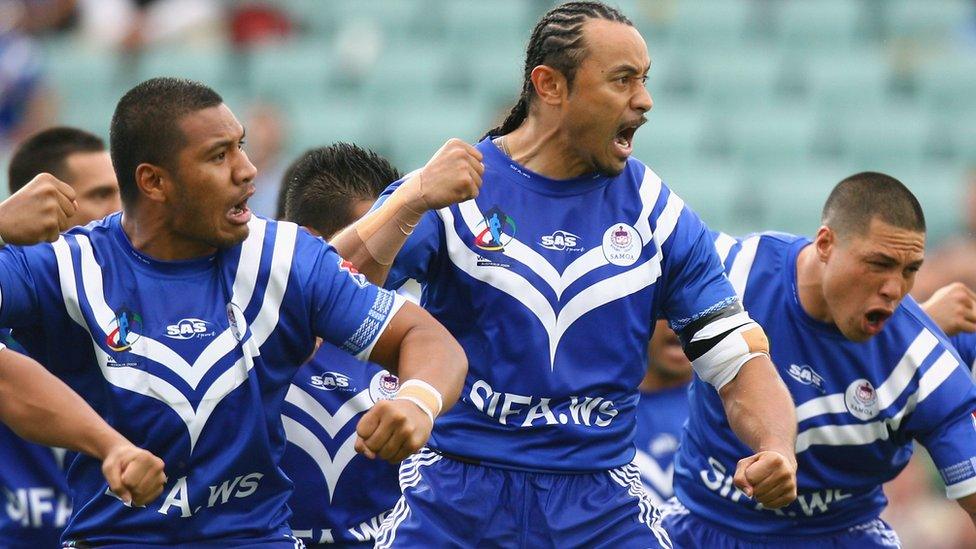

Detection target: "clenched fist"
[102, 443, 167, 506]
[403, 138, 484, 212]
[355, 399, 433, 464]
[0, 173, 78, 245]
[922, 282, 976, 336]
[733, 450, 797, 509]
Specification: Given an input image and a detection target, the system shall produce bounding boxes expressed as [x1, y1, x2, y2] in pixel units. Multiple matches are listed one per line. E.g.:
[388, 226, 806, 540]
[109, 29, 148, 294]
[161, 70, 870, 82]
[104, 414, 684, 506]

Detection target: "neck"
[795, 243, 832, 323]
[121, 205, 216, 261]
[503, 115, 592, 180]
[639, 369, 692, 392]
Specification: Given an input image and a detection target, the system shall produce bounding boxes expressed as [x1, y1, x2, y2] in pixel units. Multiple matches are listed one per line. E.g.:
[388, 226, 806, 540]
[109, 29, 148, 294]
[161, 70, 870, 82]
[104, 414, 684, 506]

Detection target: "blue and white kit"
[666, 231, 976, 546]
[0, 213, 404, 546]
[632, 382, 691, 505]
[0, 331, 73, 548]
[373, 138, 766, 547]
[280, 343, 401, 548]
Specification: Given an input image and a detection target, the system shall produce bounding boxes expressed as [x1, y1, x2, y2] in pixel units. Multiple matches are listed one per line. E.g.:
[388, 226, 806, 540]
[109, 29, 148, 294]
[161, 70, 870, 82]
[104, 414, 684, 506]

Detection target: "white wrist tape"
[395, 379, 443, 424]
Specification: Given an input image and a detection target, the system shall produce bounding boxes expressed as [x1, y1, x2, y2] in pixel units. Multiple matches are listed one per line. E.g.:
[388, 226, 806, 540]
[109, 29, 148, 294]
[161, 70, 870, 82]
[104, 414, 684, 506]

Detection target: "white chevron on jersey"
[438, 173, 684, 368]
[726, 235, 760, 299]
[796, 330, 939, 422]
[795, 346, 960, 453]
[51, 218, 298, 452]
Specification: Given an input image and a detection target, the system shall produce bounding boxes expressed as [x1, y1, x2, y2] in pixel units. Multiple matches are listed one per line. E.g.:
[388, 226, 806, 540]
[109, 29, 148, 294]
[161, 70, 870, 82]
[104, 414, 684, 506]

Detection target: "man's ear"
[530, 65, 569, 107]
[814, 225, 835, 264]
[134, 163, 169, 203]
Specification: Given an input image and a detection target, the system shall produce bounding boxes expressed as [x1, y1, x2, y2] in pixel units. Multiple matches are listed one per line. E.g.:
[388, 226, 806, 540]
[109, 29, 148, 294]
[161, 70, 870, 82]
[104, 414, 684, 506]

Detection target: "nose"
[633, 84, 653, 114]
[879, 275, 905, 302]
[236, 150, 258, 186]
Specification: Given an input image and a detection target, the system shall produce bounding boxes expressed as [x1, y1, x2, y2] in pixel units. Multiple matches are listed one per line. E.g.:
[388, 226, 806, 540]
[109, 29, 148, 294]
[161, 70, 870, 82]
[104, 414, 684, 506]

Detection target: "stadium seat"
[385, 96, 492, 170]
[775, 0, 865, 52]
[634, 99, 707, 171]
[917, 55, 976, 113]
[803, 49, 892, 112]
[134, 46, 232, 90]
[247, 39, 334, 99]
[668, 0, 754, 51]
[726, 106, 818, 168]
[831, 106, 932, 169]
[657, 161, 746, 232]
[884, 0, 974, 42]
[693, 49, 783, 107]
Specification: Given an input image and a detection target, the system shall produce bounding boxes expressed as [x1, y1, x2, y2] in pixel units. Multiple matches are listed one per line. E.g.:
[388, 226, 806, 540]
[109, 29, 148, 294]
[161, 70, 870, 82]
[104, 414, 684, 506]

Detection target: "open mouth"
[863, 309, 893, 335]
[227, 196, 252, 225]
[613, 124, 638, 156]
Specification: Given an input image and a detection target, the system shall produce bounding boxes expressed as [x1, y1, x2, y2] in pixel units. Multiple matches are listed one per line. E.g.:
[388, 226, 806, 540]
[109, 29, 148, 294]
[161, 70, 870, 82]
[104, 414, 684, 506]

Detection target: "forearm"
[0, 348, 126, 461]
[393, 324, 467, 410]
[331, 174, 427, 286]
[331, 227, 396, 287]
[719, 355, 797, 460]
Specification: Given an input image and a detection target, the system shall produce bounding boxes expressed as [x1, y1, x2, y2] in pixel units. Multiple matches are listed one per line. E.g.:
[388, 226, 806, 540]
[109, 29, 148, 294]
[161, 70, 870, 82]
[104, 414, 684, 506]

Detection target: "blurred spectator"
[913, 168, 976, 300]
[17, 0, 79, 35]
[76, 0, 221, 50]
[883, 449, 976, 549]
[228, 1, 292, 49]
[0, 3, 55, 157]
[244, 100, 288, 218]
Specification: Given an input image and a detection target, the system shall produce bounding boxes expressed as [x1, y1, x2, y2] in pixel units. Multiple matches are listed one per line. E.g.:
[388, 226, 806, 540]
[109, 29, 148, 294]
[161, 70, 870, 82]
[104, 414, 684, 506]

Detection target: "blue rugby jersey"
[281, 343, 401, 546]
[380, 137, 739, 472]
[0, 213, 404, 545]
[674, 231, 976, 535]
[950, 331, 976, 377]
[633, 383, 690, 505]
[0, 330, 73, 548]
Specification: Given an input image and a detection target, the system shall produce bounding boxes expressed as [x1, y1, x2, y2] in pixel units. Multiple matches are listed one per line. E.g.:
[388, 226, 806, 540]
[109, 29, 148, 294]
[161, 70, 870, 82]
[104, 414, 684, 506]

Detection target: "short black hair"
[110, 77, 223, 207]
[822, 172, 926, 237]
[281, 143, 400, 237]
[485, 1, 632, 138]
[8, 126, 105, 194]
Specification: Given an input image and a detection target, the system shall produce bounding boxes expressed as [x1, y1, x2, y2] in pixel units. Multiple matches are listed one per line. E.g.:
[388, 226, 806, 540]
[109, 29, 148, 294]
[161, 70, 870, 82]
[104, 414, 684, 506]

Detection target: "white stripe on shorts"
[374, 447, 442, 549]
[608, 463, 673, 549]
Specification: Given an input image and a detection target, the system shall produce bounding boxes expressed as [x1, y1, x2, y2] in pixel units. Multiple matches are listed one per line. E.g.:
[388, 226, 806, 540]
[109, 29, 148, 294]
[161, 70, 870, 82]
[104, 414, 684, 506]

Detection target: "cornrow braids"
[484, 1, 632, 139]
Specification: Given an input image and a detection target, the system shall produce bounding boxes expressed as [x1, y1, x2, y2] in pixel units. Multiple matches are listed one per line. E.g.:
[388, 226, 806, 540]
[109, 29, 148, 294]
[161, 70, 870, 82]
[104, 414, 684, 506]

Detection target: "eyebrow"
[203, 127, 246, 155]
[608, 63, 650, 76]
[865, 252, 923, 267]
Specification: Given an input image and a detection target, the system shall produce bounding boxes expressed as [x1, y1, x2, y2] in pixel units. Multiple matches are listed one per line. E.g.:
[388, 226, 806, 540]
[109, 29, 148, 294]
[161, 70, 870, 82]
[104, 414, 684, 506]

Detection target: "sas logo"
[164, 318, 217, 340]
[787, 364, 825, 392]
[106, 309, 142, 352]
[845, 378, 880, 421]
[338, 259, 368, 288]
[601, 223, 642, 267]
[539, 230, 584, 252]
[310, 372, 354, 392]
[474, 206, 517, 252]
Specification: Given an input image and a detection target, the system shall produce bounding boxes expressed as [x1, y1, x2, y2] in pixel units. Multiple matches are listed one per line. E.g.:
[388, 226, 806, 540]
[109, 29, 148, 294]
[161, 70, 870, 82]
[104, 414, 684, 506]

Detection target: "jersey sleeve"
[910, 349, 976, 499]
[658, 204, 739, 333]
[950, 331, 976, 378]
[372, 177, 444, 290]
[301, 233, 406, 361]
[656, 196, 764, 389]
[0, 246, 41, 327]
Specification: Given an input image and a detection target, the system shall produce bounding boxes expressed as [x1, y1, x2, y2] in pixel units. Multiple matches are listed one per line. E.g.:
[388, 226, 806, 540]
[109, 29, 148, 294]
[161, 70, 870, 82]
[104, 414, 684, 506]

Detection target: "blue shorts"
[374, 448, 672, 548]
[659, 499, 901, 548]
[62, 535, 306, 548]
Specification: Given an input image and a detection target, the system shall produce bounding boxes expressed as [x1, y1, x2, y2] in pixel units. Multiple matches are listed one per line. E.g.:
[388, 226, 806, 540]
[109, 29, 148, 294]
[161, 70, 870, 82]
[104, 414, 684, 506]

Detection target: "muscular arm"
[719, 355, 798, 508]
[331, 138, 483, 286]
[0, 346, 166, 505]
[354, 300, 468, 463]
[958, 493, 976, 530]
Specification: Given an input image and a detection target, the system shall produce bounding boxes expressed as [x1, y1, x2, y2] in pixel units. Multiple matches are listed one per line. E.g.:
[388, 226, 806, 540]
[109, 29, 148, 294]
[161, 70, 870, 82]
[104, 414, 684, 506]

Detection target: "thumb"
[733, 454, 761, 497]
[355, 435, 376, 459]
[356, 408, 381, 439]
[104, 458, 132, 504]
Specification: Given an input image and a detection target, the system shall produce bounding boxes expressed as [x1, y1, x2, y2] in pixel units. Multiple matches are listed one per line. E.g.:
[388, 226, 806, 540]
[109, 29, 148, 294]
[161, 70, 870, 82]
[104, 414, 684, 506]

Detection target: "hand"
[403, 138, 483, 211]
[922, 282, 976, 336]
[0, 173, 78, 244]
[733, 450, 797, 509]
[101, 443, 167, 506]
[355, 399, 433, 464]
